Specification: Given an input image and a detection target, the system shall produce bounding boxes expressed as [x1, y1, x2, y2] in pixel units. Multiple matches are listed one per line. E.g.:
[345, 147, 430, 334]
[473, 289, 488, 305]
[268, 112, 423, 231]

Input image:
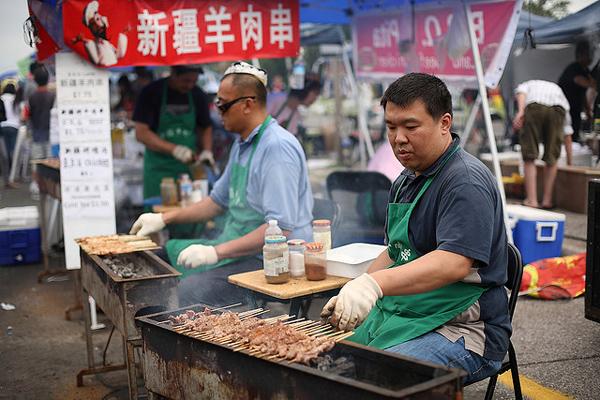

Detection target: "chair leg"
[484, 375, 498, 400]
[508, 342, 523, 400]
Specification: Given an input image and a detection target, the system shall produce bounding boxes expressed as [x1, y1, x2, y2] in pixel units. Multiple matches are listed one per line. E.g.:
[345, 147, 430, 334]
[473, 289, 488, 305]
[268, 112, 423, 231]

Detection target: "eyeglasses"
[215, 96, 256, 113]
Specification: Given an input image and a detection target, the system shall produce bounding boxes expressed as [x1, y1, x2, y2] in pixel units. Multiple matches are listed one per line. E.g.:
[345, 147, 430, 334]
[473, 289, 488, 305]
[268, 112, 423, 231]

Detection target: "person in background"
[321, 73, 509, 385]
[113, 74, 136, 119]
[267, 77, 322, 136]
[132, 65, 213, 205]
[27, 67, 55, 160]
[512, 80, 573, 210]
[23, 61, 43, 102]
[558, 40, 596, 143]
[129, 62, 314, 306]
[1, 81, 20, 163]
[131, 66, 154, 101]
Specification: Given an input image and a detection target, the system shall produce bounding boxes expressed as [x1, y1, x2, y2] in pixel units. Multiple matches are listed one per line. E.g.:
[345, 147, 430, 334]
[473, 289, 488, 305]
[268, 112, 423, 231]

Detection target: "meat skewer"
[166, 307, 347, 364]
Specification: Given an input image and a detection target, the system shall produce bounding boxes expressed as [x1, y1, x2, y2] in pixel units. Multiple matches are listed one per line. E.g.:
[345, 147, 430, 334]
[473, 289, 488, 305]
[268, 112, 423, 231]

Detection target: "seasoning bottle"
[263, 235, 290, 284]
[287, 239, 306, 278]
[312, 220, 332, 250]
[191, 180, 204, 203]
[179, 174, 193, 206]
[160, 177, 178, 206]
[304, 242, 327, 281]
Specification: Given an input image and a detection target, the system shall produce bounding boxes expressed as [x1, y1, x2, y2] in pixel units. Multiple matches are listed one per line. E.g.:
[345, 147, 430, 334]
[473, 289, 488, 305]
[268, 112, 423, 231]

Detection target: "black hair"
[288, 78, 322, 101]
[300, 79, 322, 101]
[575, 40, 590, 59]
[117, 74, 132, 89]
[135, 66, 154, 81]
[172, 65, 204, 75]
[381, 73, 452, 119]
[2, 83, 16, 95]
[29, 61, 43, 75]
[227, 73, 267, 106]
[33, 67, 49, 86]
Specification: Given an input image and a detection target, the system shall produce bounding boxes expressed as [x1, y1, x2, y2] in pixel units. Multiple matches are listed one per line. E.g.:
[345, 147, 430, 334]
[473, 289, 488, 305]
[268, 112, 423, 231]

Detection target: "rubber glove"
[320, 273, 383, 331]
[198, 149, 216, 167]
[172, 145, 193, 164]
[177, 244, 218, 269]
[129, 213, 166, 237]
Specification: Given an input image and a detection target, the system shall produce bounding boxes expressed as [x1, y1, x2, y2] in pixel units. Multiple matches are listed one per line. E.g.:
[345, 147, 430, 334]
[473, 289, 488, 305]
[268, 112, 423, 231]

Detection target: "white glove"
[198, 150, 216, 167]
[172, 145, 193, 164]
[320, 273, 383, 331]
[129, 213, 166, 237]
[177, 244, 218, 269]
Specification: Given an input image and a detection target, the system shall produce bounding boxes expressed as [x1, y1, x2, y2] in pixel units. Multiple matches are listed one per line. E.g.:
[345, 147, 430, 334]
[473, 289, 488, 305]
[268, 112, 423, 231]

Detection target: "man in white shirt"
[512, 80, 573, 209]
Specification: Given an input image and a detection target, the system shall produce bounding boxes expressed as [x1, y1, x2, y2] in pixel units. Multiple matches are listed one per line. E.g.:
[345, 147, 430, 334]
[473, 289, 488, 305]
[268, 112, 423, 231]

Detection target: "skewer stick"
[282, 317, 305, 325]
[333, 332, 355, 341]
[240, 309, 271, 319]
[207, 302, 243, 313]
[290, 320, 321, 329]
[238, 308, 263, 317]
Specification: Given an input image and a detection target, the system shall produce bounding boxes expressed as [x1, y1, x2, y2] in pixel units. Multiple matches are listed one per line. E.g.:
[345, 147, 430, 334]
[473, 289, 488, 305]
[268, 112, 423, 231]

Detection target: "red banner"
[63, 0, 300, 67]
[352, 0, 520, 87]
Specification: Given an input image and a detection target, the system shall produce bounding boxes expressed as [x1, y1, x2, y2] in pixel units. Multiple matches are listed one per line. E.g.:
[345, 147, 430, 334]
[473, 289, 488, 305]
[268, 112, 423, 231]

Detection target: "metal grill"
[78, 249, 180, 399]
[138, 304, 465, 400]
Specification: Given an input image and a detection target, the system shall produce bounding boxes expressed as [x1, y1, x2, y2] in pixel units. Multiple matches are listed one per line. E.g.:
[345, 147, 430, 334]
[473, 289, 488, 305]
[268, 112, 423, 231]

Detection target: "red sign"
[352, 1, 519, 87]
[63, 0, 300, 67]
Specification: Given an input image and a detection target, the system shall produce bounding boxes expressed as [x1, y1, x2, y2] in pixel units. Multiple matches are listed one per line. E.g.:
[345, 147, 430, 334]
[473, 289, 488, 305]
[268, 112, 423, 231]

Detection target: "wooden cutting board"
[228, 270, 350, 299]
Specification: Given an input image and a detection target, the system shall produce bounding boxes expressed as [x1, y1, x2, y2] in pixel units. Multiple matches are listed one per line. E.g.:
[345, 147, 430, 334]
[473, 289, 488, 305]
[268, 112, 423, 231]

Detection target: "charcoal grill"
[78, 249, 180, 399]
[137, 305, 465, 400]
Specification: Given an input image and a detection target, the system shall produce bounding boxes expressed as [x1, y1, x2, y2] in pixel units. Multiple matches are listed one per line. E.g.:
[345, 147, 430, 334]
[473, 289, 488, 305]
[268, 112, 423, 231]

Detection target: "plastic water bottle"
[289, 58, 305, 90]
[265, 219, 283, 241]
[179, 174, 193, 207]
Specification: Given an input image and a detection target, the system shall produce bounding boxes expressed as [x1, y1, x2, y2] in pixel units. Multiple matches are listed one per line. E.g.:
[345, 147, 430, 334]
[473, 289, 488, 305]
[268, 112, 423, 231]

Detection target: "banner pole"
[463, 0, 513, 243]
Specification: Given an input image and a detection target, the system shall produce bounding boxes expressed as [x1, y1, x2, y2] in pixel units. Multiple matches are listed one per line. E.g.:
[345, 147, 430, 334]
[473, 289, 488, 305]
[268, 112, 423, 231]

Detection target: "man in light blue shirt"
[209, 117, 313, 241]
[130, 62, 313, 306]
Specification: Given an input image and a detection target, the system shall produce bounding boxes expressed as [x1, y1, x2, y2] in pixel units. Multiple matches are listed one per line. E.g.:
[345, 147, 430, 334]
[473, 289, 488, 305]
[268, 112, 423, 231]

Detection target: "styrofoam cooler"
[506, 204, 565, 265]
[0, 206, 42, 266]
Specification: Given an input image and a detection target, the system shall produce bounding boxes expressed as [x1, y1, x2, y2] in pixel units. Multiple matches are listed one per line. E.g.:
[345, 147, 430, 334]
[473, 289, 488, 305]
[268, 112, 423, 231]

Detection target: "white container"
[326, 243, 387, 278]
[0, 206, 39, 230]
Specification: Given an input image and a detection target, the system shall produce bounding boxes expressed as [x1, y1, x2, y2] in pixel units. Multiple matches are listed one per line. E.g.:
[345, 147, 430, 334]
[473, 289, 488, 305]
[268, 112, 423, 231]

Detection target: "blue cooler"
[0, 206, 42, 266]
[506, 204, 565, 265]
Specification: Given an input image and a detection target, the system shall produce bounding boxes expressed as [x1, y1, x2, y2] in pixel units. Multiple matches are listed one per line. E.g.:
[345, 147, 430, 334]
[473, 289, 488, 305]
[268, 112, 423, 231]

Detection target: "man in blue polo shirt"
[321, 73, 509, 384]
[130, 62, 313, 305]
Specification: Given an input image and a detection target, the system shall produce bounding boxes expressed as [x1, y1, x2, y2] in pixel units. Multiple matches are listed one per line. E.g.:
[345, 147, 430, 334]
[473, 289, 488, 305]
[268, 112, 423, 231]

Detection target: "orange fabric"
[519, 253, 586, 300]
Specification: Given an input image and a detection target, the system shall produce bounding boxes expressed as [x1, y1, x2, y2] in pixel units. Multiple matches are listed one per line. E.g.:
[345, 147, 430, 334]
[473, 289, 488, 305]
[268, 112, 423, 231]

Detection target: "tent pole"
[463, 1, 513, 243]
[460, 94, 482, 148]
[339, 27, 375, 166]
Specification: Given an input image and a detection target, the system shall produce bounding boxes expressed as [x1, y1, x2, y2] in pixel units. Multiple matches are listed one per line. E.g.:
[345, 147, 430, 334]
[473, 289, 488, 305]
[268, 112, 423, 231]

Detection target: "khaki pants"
[519, 103, 565, 165]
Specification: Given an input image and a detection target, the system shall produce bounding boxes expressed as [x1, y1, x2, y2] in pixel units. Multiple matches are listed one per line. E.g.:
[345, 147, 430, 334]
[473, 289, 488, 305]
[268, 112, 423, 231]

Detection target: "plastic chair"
[326, 171, 392, 246]
[469, 242, 524, 399]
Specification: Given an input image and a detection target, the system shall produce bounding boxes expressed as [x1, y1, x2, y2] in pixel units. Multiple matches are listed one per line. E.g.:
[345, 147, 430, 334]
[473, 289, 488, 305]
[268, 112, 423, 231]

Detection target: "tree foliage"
[523, 0, 570, 19]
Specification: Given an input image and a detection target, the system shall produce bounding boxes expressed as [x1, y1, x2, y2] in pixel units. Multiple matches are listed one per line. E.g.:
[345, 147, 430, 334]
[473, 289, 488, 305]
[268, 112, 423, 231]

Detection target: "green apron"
[165, 116, 272, 279]
[350, 146, 486, 350]
[143, 82, 200, 237]
[143, 81, 196, 200]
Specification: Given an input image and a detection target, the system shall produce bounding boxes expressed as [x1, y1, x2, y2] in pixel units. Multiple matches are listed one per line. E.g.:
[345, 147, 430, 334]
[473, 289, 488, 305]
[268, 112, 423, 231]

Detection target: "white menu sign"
[56, 52, 116, 269]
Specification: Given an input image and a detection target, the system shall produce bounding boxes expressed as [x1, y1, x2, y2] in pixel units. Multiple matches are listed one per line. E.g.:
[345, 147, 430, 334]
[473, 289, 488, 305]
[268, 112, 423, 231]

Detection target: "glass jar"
[312, 219, 332, 250]
[263, 235, 290, 284]
[287, 239, 306, 278]
[304, 242, 327, 281]
[160, 177, 178, 206]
